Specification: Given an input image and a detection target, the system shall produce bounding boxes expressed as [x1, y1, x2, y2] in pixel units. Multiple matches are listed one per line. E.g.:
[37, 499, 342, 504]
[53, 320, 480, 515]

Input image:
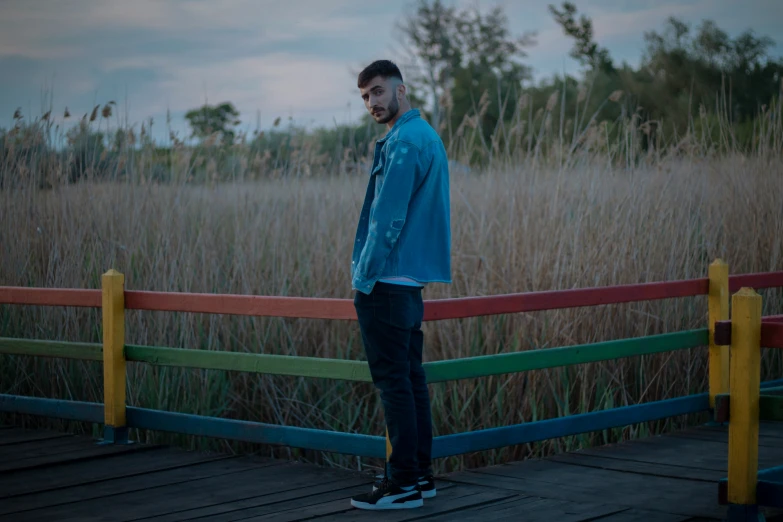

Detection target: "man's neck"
[386, 105, 413, 130]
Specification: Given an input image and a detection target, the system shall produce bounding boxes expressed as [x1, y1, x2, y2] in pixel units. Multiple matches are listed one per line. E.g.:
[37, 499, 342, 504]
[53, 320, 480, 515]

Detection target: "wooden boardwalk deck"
[2, 422, 783, 522]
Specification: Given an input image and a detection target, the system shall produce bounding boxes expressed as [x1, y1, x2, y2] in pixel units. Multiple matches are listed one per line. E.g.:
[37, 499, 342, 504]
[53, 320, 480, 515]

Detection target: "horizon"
[1, 0, 781, 144]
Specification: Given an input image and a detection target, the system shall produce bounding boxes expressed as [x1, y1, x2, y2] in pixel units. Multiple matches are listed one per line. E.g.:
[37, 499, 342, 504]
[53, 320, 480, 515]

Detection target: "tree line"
[2, 1, 781, 187]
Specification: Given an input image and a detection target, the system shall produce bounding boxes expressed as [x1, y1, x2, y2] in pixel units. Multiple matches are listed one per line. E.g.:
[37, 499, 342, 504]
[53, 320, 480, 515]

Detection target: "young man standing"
[349, 60, 452, 510]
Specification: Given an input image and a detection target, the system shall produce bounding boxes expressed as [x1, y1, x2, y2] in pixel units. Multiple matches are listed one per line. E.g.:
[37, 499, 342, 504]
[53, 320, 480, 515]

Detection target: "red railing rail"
[3, 270, 781, 321]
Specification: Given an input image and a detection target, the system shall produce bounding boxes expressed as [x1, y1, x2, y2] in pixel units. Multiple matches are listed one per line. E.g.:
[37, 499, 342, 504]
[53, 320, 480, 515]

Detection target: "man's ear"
[397, 83, 406, 102]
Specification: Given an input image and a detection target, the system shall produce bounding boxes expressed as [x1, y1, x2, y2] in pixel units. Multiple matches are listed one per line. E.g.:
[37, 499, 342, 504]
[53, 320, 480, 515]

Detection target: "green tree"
[396, 0, 462, 132]
[548, 2, 614, 74]
[398, 0, 535, 141]
[184, 102, 241, 145]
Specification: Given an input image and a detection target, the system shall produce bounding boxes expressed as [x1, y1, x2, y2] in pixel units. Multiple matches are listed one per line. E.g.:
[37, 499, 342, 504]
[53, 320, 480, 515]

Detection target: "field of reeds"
[1, 88, 782, 475]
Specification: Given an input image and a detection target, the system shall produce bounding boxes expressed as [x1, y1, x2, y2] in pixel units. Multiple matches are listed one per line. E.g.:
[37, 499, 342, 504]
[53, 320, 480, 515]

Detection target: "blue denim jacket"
[351, 109, 452, 294]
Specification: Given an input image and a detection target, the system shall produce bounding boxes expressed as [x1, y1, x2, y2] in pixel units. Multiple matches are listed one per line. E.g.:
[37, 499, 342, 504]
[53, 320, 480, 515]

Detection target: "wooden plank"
[0, 440, 155, 474]
[668, 426, 783, 447]
[729, 271, 783, 292]
[448, 458, 729, 519]
[0, 338, 102, 361]
[137, 476, 377, 522]
[0, 436, 94, 461]
[8, 462, 366, 521]
[0, 447, 230, 499]
[126, 330, 707, 385]
[123, 278, 710, 321]
[125, 290, 358, 320]
[678, 421, 783, 438]
[584, 509, 691, 521]
[425, 330, 708, 383]
[421, 496, 628, 522]
[593, 510, 690, 521]
[0, 455, 281, 517]
[0, 286, 101, 307]
[547, 452, 725, 482]
[424, 279, 709, 321]
[431, 393, 710, 458]
[574, 433, 783, 471]
[718, 322, 783, 349]
[242, 483, 518, 522]
[0, 428, 70, 446]
[762, 322, 783, 348]
[569, 441, 732, 471]
[124, 345, 373, 382]
[0, 394, 103, 424]
[126, 406, 386, 458]
[102, 269, 127, 429]
[708, 259, 730, 409]
[726, 288, 762, 503]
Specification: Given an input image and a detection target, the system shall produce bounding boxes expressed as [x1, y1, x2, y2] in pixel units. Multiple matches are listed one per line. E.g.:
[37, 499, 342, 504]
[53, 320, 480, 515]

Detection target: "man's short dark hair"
[357, 60, 403, 89]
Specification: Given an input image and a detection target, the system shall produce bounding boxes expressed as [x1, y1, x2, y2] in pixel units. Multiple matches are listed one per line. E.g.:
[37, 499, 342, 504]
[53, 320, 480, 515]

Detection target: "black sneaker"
[352, 477, 423, 510]
[418, 474, 436, 499]
[373, 473, 436, 499]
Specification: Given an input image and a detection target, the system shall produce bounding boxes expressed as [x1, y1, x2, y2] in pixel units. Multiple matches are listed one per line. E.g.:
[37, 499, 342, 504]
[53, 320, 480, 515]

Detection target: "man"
[349, 59, 452, 511]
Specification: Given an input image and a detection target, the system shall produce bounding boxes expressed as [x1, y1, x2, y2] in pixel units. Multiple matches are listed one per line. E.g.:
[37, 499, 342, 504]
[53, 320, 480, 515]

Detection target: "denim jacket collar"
[376, 109, 421, 144]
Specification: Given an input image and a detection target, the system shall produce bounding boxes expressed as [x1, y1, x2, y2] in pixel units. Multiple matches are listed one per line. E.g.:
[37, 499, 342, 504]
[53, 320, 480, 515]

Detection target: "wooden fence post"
[386, 427, 392, 477]
[709, 259, 729, 411]
[726, 287, 762, 517]
[100, 269, 130, 444]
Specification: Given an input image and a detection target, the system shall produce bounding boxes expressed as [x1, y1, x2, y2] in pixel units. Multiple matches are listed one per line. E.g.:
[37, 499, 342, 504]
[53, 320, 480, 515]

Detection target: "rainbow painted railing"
[1, 259, 783, 520]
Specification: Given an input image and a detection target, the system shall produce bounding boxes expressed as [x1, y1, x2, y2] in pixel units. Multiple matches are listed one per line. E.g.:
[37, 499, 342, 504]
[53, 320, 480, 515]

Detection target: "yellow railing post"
[708, 259, 729, 411]
[385, 427, 392, 477]
[727, 287, 762, 509]
[100, 269, 130, 444]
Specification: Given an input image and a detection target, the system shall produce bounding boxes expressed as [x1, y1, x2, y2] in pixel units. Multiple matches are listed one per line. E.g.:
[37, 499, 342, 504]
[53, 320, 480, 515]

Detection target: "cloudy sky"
[1, 0, 781, 143]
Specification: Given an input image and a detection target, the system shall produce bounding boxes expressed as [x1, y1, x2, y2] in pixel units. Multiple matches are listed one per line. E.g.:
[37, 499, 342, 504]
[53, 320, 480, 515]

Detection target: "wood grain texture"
[576, 429, 783, 471]
[133, 476, 375, 522]
[0, 448, 227, 500]
[450, 461, 727, 519]
[4, 423, 783, 521]
[0, 338, 102, 361]
[259, 485, 516, 522]
[0, 428, 70, 446]
[708, 259, 730, 408]
[727, 287, 762, 505]
[0, 457, 279, 518]
[0, 441, 153, 474]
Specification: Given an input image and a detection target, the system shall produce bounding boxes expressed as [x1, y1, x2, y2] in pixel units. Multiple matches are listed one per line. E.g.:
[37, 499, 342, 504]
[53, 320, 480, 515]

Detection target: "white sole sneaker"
[351, 498, 424, 510]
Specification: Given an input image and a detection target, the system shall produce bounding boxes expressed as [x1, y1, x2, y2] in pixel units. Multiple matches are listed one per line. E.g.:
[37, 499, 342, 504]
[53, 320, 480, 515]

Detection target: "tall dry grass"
[1, 89, 782, 475]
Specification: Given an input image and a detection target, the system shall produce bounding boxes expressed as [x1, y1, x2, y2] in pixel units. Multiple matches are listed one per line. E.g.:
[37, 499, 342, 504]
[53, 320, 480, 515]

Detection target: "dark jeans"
[354, 282, 432, 486]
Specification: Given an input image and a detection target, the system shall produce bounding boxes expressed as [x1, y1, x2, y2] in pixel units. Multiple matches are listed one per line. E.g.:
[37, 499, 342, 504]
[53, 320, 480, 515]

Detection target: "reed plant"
[1, 87, 781, 475]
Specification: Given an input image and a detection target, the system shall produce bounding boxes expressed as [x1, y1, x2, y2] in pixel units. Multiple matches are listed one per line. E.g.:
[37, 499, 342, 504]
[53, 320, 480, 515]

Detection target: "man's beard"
[376, 96, 399, 124]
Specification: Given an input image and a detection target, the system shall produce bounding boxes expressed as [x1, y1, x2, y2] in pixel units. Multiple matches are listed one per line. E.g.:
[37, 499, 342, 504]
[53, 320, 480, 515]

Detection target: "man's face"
[360, 76, 400, 125]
